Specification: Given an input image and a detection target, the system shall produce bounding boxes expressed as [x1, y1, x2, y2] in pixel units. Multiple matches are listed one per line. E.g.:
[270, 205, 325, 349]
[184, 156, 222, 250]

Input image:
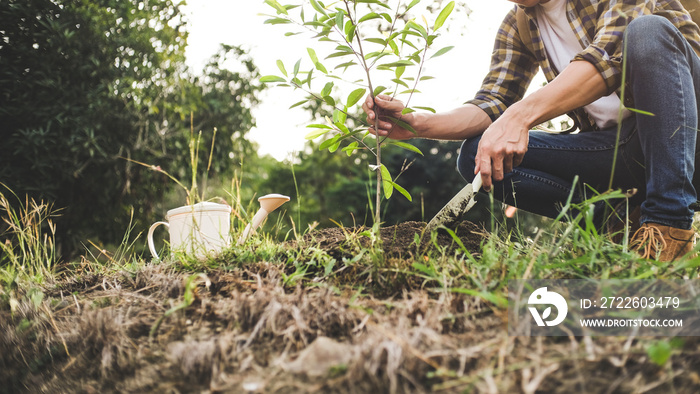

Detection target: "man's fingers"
[479, 157, 493, 191]
[375, 95, 403, 112]
[503, 157, 513, 177]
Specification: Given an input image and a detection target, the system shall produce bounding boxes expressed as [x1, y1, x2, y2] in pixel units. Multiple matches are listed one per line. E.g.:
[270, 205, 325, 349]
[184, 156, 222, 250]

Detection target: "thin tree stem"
[345, 0, 381, 224]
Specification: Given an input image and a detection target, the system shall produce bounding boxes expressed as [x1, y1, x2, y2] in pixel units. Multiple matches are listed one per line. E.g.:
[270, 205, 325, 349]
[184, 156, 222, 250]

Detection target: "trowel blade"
[424, 172, 483, 234]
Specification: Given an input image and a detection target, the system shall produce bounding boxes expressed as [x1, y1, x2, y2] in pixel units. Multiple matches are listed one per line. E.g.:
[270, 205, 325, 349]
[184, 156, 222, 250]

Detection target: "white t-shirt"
[536, 0, 631, 129]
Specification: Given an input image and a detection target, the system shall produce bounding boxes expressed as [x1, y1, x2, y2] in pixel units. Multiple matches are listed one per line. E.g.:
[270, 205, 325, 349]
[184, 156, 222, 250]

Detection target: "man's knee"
[457, 137, 480, 181]
[626, 15, 678, 63]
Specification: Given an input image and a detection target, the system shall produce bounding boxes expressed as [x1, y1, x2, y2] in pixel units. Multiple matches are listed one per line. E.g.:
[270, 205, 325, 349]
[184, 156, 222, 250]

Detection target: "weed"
[0, 184, 58, 287]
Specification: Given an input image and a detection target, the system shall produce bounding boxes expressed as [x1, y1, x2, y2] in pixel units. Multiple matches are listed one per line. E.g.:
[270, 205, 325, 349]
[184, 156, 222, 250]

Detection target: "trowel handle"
[473, 171, 483, 193]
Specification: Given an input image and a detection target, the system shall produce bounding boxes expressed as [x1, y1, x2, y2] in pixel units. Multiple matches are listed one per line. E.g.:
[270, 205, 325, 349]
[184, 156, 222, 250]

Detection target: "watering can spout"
[237, 194, 290, 245]
[258, 194, 291, 212]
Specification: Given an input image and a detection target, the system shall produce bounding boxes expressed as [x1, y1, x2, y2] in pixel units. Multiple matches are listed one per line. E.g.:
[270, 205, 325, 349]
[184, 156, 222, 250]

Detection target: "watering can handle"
[148, 221, 169, 260]
[237, 208, 269, 245]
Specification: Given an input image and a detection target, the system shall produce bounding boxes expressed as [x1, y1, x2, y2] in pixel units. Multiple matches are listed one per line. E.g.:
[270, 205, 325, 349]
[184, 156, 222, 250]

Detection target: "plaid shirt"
[467, 0, 700, 131]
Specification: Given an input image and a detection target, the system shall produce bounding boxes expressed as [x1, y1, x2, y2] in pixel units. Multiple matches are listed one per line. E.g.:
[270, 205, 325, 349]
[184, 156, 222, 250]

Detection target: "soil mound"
[296, 220, 487, 260]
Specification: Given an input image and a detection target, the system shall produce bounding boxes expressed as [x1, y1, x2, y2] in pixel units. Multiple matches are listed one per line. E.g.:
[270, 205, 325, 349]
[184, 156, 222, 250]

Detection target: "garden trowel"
[424, 171, 483, 234]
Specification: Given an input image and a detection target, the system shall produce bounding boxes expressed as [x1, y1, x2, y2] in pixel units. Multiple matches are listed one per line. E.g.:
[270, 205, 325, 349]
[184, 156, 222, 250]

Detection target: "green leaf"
[293, 59, 301, 77]
[316, 61, 328, 74]
[433, 1, 455, 31]
[414, 106, 436, 113]
[323, 95, 335, 106]
[419, 76, 435, 81]
[388, 39, 399, 55]
[366, 38, 386, 45]
[647, 340, 673, 366]
[304, 20, 328, 28]
[260, 75, 286, 83]
[379, 164, 393, 199]
[373, 85, 387, 96]
[309, 0, 328, 16]
[307, 68, 314, 88]
[431, 45, 454, 58]
[378, 60, 414, 69]
[401, 107, 415, 115]
[276, 60, 287, 77]
[347, 88, 366, 107]
[406, 0, 421, 12]
[333, 108, 347, 124]
[335, 11, 344, 28]
[289, 99, 308, 109]
[388, 140, 423, 155]
[264, 17, 291, 25]
[391, 181, 412, 201]
[307, 47, 319, 64]
[307, 123, 332, 128]
[345, 20, 356, 43]
[334, 121, 350, 134]
[412, 262, 436, 277]
[391, 78, 409, 88]
[321, 81, 334, 97]
[334, 60, 357, 70]
[386, 116, 417, 134]
[319, 134, 341, 150]
[343, 141, 359, 156]
[264, 0, 288, 15]
[406, 21, 427, 39]
[395, 66, 405, 79]
[358, 12, 381, 23]
[305, 126, 331, 140]
[326, 51, 354, 59]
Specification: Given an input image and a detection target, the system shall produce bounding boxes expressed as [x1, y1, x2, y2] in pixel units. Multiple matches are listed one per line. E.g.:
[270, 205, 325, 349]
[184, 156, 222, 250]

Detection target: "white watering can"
[148, 201, 232, 260]
[147, 194, 290, 260]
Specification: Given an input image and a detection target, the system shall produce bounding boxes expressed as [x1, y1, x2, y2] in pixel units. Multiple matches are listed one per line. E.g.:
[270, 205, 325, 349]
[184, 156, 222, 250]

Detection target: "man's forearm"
[412, 103, 492, 141]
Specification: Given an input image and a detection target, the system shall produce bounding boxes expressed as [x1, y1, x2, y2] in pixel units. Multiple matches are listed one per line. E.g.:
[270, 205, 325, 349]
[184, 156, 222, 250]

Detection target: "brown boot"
[630, 223, 696, 262]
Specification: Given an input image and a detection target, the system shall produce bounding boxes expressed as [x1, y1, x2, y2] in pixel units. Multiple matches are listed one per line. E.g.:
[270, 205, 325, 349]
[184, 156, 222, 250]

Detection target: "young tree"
[261, 0, 455, 224]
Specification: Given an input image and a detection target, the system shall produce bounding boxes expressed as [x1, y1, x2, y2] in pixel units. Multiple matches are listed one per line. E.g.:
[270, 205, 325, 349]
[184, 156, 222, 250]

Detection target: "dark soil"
[296, 220, 486, 260]
[2, 221, 700, 393]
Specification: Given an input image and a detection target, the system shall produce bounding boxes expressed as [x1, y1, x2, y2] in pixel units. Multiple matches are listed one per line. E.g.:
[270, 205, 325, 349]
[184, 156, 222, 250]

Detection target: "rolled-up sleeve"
[465, 8, 540, 122]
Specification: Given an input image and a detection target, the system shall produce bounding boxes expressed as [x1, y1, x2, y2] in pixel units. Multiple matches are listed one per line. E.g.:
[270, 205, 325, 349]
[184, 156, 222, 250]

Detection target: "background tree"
[0, 0, 264, 257]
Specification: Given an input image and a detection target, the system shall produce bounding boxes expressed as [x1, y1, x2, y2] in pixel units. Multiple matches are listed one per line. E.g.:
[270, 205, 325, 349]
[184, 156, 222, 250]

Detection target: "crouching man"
[363, 0, 700, 261]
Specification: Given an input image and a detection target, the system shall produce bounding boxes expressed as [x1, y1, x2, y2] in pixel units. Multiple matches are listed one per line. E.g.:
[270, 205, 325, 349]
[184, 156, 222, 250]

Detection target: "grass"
[2, 182, 700, 392]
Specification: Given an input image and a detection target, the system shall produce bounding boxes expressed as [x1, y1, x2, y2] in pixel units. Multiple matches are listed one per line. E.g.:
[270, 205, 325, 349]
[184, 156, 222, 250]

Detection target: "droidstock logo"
[528, 287, 568, 327]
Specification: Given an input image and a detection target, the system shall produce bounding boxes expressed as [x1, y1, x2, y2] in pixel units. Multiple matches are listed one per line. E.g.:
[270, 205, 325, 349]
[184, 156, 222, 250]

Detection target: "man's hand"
[362, 94, 417, 140]
[475, 111, 530, 191]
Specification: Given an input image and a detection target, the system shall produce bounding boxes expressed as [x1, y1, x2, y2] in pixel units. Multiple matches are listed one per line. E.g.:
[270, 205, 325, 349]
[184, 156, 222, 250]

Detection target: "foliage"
[0, 1, 264, 256]
[261, 0, 456, 223]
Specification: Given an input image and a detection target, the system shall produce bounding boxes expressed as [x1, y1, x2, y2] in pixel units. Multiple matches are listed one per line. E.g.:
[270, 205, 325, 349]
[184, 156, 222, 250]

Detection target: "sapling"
[261, 0, 455, 224]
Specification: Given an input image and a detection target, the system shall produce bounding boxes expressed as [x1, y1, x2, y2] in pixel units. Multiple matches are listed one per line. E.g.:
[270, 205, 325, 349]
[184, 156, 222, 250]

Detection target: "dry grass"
[2, 260, 700, 393]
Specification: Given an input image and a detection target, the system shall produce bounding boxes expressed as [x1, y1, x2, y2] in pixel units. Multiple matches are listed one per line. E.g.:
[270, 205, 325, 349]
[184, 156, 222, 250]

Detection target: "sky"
[182, 1, 526, 161]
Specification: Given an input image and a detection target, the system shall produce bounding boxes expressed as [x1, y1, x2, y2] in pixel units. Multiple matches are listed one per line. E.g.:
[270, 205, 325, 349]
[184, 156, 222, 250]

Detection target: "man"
[362, 0, 700, 261]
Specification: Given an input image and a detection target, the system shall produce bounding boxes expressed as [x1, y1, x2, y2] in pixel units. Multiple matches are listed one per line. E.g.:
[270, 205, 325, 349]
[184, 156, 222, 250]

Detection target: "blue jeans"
[457, 15, 700, 230]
